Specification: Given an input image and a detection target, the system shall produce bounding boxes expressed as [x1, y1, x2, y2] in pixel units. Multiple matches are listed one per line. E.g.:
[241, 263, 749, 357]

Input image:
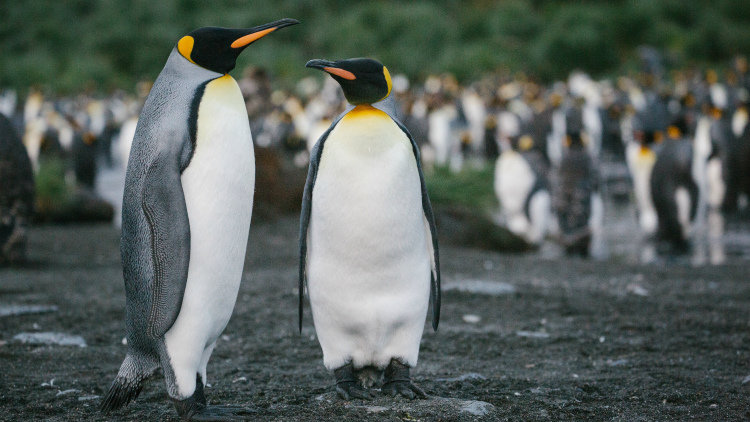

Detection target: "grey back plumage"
[121, 49, 221, 353]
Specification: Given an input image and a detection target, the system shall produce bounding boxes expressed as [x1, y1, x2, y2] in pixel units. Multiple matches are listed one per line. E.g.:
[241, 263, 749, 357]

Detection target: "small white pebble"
[121, 337, 128, 345]
[221, 335, 230, 342]
[32, 323, 40, 330]
[514, 392, 521, 396]
[462, 314, 481, 324]
[56, 389, 81, 397]
[573, 374, 579, 378]
[599, 336, 605, 343]
[710, 404, 718, 409]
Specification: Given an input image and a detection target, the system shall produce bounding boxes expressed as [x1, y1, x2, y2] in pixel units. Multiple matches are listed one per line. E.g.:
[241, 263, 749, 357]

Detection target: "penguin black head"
[177, 18, 299, 74]
[305, 58, 392, 105]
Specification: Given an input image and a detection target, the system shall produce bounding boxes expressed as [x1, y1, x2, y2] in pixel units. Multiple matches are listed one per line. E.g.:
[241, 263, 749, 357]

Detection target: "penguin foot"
[334, 363, 374, 400]
[173, 397, 256, 421]
[382, 359, 427, 400]
[173, 377, 255, 421]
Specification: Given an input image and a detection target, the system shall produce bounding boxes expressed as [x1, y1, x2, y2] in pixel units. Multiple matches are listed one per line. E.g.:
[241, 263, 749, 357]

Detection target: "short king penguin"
[101, 19, 298, 421]
[299, 58, 441, 400]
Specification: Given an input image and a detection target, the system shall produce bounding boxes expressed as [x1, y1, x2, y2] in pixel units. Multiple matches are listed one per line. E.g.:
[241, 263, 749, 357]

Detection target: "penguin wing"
[393, 119, 441, 331]
[298, 116, 343, 333]
[141, 141, 192, 340]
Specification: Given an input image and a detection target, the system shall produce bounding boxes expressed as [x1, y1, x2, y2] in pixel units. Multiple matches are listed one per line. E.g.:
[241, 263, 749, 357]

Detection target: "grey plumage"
[102, 49, 221, 412]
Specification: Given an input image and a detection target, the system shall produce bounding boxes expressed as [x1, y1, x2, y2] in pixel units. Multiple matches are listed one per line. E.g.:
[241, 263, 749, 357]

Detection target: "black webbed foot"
[382, 359, 427, 399]
[334, 363, 374, 400]
[172, 375, 255, 421]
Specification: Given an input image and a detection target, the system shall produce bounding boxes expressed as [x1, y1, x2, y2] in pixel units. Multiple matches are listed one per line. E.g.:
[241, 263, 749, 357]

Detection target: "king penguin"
[100, 19, 298, 421]
[299, 58, 440, 400]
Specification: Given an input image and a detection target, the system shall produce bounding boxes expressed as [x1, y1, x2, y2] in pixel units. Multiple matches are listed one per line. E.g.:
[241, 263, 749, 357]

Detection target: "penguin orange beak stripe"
[231, 27, 277, 48]
[323, 67, 356, 80]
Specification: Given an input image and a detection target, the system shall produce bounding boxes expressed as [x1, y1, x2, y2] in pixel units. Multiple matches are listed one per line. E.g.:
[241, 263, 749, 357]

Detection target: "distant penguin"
[300, 58, 440, 400]
[100, 19, 298, 420]
[0, 114, 34, 265]
[554, 132, 600, 256]
[626, 124, 661, 237]
[650, 122, 699, 253]
[494, 134, 551, 246]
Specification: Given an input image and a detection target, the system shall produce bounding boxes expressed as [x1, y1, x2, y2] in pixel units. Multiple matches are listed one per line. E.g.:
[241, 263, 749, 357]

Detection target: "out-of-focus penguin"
[300, 58, 440, 400]
[0, 114, 34, 265]
[554, 131, 601, 256]
[101, 19, 298, 421]
[494, 134, 552, 246]
[650, 120, 699, 253]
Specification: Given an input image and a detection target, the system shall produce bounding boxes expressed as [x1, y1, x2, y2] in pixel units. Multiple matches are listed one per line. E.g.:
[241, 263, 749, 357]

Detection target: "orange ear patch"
[178, 36, 196, 63]
[231, 27, 276, 48]
[323, 67, 356, 80]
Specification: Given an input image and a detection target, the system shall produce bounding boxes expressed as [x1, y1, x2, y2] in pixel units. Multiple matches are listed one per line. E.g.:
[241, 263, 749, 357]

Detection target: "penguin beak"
[306, 59, 357, 80]
[231, 18, 299, 49]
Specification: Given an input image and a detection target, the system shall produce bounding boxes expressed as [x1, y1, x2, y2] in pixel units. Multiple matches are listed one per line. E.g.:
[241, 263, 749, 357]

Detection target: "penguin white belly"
[626, 143, 657, 234]
[164, 75, 254, 394]
[308, 108, 430, 370]
[494, 151, 535, 236]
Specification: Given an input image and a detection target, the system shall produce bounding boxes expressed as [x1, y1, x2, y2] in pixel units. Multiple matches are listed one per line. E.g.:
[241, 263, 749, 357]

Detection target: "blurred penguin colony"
[2, 54, 750, 264]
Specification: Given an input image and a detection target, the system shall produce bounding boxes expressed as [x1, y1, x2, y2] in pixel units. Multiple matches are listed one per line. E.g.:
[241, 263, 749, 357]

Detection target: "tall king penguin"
[299, 58, 441, 400]
[101, 19, 298, 421]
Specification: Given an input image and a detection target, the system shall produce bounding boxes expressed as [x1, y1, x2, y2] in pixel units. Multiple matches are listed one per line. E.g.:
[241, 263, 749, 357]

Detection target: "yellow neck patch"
[344, 104, 389, 121]
[177, 36, 196, 64]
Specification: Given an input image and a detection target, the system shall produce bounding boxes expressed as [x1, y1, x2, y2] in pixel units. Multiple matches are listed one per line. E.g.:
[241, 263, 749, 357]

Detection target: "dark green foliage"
[1, 0, 750, 92]
[425, 165, 497, 211]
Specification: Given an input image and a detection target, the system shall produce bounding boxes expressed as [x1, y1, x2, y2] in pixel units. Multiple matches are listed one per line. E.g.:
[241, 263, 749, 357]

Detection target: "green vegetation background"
[2, 0, 750, 93]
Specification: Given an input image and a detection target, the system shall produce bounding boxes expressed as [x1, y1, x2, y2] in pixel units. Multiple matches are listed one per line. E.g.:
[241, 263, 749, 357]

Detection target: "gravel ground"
[1, 216, 749, 421]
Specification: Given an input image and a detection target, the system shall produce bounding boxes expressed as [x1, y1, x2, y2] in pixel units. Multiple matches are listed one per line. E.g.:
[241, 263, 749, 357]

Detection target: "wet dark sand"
[1, 217, 749, 421]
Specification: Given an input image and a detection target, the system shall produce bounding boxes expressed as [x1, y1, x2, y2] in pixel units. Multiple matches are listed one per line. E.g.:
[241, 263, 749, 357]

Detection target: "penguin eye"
[177, 36, 196, 64]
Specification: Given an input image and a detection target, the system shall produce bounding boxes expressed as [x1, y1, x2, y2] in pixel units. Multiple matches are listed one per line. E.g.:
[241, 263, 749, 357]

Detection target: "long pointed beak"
[231, 18, 299, 49]
[305, 59, 356, 80]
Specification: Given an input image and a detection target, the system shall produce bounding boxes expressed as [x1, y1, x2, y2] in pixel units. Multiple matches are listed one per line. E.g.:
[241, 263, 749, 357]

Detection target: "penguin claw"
[382, 359, 427, 400]
[336, 382, 374, 401]
[381, 380, 427, 399]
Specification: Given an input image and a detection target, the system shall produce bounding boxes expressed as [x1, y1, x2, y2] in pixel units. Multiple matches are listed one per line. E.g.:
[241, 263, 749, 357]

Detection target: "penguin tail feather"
[100, 354, 152, 413]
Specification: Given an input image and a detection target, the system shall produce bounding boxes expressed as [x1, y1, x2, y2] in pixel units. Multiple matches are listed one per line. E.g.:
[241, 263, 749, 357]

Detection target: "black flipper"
[393, 119, 441, 331]
[142, 150, 192, 339]
[298, 116, 344, 333]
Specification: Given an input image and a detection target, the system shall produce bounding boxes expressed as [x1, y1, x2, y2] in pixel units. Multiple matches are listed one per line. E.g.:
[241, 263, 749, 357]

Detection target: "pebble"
[627, 284, 649, 297]
[13, 332, 87, 348]
[460, 400, 495, 416]
[444, 279, 516, 296]
[56, 389, 81, 397]
[436, 373, 487, 382]
[0, 304, 58, 317]
[516, 330, 550, 339]
[462, 314, 481, 324]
